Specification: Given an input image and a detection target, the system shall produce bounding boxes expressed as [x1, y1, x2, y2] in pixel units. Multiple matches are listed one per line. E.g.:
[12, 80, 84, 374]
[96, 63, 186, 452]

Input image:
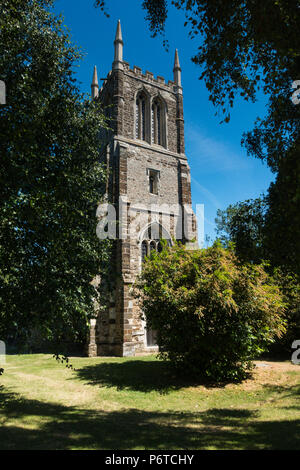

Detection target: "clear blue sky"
[53, 0, 273, 244]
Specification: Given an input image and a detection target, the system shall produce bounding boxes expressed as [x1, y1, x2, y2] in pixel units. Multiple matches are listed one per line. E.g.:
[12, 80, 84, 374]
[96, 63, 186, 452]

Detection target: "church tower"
[88, 21, 197, 357]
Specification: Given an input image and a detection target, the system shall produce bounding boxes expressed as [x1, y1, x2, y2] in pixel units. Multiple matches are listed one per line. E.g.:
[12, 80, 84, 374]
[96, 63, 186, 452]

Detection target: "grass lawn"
[0, 354, 299, 450]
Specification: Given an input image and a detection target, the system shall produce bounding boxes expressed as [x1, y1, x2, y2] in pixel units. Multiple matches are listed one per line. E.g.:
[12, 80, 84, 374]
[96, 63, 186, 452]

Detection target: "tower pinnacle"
[173, 49, 182, 87]
[91, 65, 99, 99]
[113, 19, 124, 70]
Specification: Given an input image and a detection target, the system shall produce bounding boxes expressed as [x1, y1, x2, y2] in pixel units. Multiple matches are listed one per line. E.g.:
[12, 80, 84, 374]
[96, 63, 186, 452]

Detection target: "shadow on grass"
[261, 383, 300, 400]
[74, 359, 231, 394]
[0, 385, 299, 450]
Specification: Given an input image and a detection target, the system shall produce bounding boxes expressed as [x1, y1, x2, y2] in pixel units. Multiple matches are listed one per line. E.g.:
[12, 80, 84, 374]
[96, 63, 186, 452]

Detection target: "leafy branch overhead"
[95, 1, 300, 123]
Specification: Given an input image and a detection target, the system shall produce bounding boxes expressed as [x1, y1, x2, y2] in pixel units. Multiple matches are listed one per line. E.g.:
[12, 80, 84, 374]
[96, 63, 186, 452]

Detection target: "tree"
[0, 0, 109, 352]
[215, 197, 267, 264]
[135, 242, 285, 381]
[215, 146, 300, 275]
[215, 192, 300, 355]
[272, 269, 300, 354]
[264, 144, 300, 274]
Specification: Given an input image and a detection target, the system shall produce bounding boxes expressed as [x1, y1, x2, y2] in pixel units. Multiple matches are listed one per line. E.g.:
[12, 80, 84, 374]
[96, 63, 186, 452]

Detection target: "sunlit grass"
[0, 354, 299, 449]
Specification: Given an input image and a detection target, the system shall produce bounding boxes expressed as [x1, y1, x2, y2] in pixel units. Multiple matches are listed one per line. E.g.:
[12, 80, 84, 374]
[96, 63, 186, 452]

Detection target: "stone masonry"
[87, 20, 197, 357]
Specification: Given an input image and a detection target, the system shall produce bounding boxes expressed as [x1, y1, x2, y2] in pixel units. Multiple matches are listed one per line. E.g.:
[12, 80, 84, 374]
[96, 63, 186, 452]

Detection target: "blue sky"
[53, 0, 273, 244]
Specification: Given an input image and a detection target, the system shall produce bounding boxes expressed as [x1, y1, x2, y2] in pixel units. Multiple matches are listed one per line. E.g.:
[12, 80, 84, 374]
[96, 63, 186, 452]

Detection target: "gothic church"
[88, 20, 197, 357]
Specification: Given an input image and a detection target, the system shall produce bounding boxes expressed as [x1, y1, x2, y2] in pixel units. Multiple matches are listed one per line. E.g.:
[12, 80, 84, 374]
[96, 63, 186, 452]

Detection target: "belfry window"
[135, 92, 166, 147]
[135, 92, 146, 140]
[151, 99, 162, 145]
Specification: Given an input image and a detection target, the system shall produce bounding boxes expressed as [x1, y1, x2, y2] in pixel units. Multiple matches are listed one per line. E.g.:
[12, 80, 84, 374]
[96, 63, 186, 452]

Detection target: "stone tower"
[88, 20, 197, 357]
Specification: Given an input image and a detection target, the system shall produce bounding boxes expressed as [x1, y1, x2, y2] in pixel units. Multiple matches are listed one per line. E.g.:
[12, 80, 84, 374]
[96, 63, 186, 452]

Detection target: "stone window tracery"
[151, 99, 162, 145]
[135, 92, 146, 140]
[135, 92, 167, 148]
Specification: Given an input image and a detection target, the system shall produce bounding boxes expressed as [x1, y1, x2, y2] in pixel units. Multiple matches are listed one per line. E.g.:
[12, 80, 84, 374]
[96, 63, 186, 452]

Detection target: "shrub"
[134, 242, 286, 382]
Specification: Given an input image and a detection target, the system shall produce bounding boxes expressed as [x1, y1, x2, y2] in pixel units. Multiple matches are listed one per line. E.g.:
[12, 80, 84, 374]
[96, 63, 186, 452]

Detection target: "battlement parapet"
[125, 62, 175, 91]
[99, 61, 178, 96]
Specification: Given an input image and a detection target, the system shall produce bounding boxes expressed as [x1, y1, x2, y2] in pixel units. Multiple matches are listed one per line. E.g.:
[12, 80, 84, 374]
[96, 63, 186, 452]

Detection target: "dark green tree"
[215, 145, 300, 275]
[264, 144, 300, 274]
[215, 191, 300, 354]
[0, 0, 109, 352]
[215, 197, 267, 264]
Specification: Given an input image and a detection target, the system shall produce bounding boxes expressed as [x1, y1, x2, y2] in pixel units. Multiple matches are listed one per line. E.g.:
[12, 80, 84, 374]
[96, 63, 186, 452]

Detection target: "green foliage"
[270, 270, 300, 354]
[216, 158, 300, 276]
[0, 0, 110, 351]
[264, 144, 300, 275]
[215, 193, 300, 354]
[135, 242, 285, 382]
[141, 0, 169, 49]
[215, 197, 267, 264]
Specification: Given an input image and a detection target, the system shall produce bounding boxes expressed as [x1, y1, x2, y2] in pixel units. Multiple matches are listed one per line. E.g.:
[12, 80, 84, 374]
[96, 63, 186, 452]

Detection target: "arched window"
[135, 92, 147, 141]
[141, 240, 148, 263]
[157, 241, 163, 253]
[151, 100, 161, 145]
[140, 223, 171, 264]
[149, 240, 157, 253]
[151, 98, 166, 146]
